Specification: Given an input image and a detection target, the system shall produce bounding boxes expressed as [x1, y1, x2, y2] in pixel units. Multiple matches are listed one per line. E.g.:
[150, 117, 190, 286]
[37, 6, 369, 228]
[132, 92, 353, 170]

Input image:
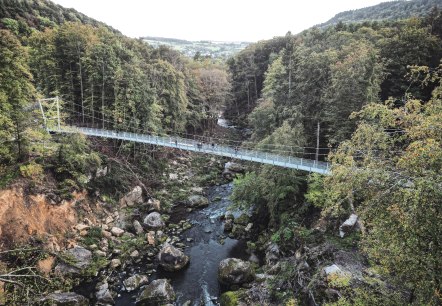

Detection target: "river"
[113, 183, 248, 306]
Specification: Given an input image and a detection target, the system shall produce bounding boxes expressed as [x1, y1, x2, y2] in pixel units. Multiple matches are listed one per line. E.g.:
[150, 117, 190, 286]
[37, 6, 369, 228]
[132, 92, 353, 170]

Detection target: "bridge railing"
[51, 126, 329, 174]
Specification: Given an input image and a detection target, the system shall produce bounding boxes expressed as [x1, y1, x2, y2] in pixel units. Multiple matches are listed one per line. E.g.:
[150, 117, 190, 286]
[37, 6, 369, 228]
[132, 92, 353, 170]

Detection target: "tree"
[315, 66, 442, 303]
[0, 30, 35, 163]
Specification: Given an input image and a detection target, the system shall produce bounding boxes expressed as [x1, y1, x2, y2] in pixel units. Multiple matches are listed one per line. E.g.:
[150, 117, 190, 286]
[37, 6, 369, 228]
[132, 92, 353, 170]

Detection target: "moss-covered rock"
[218, 258, 255, 286]
[220, 291, 239, 306]
[135, 279, 175, 306]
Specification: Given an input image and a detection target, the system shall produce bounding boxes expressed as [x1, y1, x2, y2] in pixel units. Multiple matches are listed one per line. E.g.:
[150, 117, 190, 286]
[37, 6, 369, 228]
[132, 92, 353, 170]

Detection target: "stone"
[158, 243, 189, 271]
[40, 292, 88, 306]
[75, 223, 90, 232]
[324, 264, 343, 276]
[94, 250, 107, 257]
[190, 186, 203, 194]
[111, 227, 125, 237]
[102, 230, 112, 239]
[54, 246, 92, 275]
[120, 186, 143, 207]
[265, 243, 280, 266]
[136, 279, 175, 306]
[339, 214, 358, 238]
[96, 282, 114, 305]
[130, 250, 140, 258]
[245, 223, 253, 232]
[218, 258, 255, 285]
[146, 231, 156, 246]
[105, 216, 114, 224]
[223, 162, 245, 178]
[147, 198, 161, 212]
[79, 230, 88, 237]
[143, 212, 165, 229]
[123, 274, 149, 292]
[110, 259, 121, 268]
[187, 195, 209, 208]
[133, 220, 144, 235]
[224, 219, 233, 232]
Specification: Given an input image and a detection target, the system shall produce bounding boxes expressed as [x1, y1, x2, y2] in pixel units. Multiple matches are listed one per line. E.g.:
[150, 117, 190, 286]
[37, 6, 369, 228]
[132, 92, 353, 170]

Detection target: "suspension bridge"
[39, 98, 330, 174]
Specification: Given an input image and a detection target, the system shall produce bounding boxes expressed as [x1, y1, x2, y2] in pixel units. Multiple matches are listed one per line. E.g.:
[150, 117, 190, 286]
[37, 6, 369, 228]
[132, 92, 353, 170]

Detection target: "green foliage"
[54, 133, 101, 194]
[19, 161, 44, 180]
[220, 291, 240, 306]
[321, 65, 442, 303]
[0, 29, 35, 164]
[82, 226, 102, 246]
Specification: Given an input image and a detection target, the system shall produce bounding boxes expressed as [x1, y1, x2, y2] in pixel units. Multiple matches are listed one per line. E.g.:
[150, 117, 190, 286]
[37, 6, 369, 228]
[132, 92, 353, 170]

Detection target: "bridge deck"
[49, 126, 330, 175]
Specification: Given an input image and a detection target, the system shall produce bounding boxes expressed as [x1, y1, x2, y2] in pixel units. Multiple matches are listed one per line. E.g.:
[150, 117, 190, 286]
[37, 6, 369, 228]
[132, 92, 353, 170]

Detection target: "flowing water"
[114, 183, 248, 306]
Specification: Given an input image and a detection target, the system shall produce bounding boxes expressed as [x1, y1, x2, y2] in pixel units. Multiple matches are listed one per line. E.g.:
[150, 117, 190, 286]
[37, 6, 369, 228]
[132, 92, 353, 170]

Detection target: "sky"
[52, 0, 386, 42]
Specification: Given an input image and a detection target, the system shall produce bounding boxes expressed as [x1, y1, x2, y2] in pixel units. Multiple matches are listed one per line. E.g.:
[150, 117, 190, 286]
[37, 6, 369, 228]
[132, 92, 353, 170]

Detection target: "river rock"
[265, 243, 280, 266]
[136, 279, 175, 306]
[111, 227, 125, 237]
[143, 212, 165, 229]
[187, 195, 209, 208]
[147, 198, 161, 212]
[218, 258, 255, 285]
[40, 292, 88, 306]
[54, 246, 92, 275]
[224, 162, 245, 173]
[123, 274, 149, 292]
[133, 220, 144, 235]
[339, 214, 358, 238]
[96, 282, 114, 305]
[158, 244, 189, 271]
[120, 186, 143, 207]
[110, 259, 121, 268]
[146, 231, 156, 246]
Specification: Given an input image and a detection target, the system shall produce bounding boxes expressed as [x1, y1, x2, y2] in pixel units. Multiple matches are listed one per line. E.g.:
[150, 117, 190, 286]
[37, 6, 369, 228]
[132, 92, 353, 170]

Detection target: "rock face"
[339, 214, 358, 238]
[40, 292, 88, 306]
[143, 212, 165, 229]
[136, 279, 175, 306]
[120, 186, 143, 207]
[187, 195, 209, 208]
[158, 244, 189, 271]
[123, 274, 149, 292]
[218, 258, 255, 285]
[54, 246, 92, 275]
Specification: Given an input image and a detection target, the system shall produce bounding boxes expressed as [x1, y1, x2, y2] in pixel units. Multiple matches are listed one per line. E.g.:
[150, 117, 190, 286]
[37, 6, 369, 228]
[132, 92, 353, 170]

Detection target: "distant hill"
[142, 36, 251, 59]
[0, 0, 118, 33]
[321, 0, 441, 27]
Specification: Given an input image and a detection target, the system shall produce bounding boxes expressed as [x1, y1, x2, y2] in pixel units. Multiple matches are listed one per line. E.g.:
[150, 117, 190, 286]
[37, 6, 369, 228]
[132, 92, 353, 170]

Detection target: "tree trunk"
[77, 42, 85, 125]
[315, 121, 320, 162]
[101, 60, 105, 129]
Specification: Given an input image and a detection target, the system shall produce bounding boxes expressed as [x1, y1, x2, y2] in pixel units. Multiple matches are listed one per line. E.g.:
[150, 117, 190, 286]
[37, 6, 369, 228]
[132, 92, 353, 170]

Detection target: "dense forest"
[0, 0, 442, 305]
[321, 0, 441, 27]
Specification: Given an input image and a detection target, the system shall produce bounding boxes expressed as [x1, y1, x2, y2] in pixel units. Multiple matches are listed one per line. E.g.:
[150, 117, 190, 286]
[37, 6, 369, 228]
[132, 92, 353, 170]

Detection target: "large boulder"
[40, 292, 88, 306]
[143, 212, 165, 229]
[218, 258, 255, 285]
[187, 195, 209, 208]
[120, 186, 143, 207]
[135, 279, 175, 306]
[223, 162, 245, 179]
[158, 244, 189, 271]
[123, 274, 149, 292]
[54, 246, 92, 275]
[95, 282, 114, 305]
